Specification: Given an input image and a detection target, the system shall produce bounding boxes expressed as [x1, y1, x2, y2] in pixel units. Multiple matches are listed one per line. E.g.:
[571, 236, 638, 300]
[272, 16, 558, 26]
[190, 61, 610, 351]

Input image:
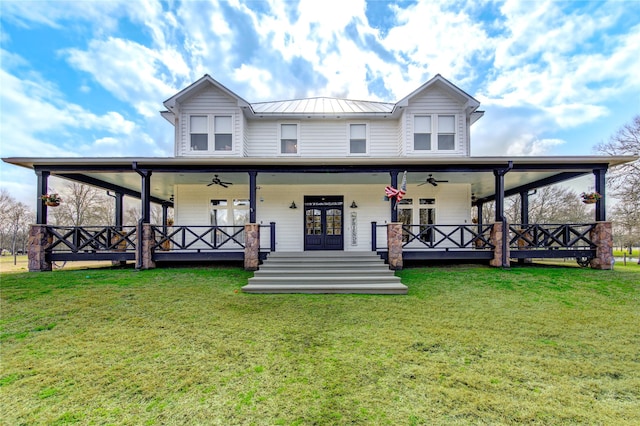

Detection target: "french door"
[304, 196, 344, 250]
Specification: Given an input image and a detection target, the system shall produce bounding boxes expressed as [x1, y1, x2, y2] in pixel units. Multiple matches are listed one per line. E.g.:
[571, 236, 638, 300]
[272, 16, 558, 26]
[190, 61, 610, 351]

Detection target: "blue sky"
[1, 0, 639, 206]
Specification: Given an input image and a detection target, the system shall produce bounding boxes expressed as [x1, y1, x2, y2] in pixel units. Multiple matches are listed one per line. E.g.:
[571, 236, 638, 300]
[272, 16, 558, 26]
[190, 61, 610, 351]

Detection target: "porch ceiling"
[49, 169, 585, 204]
[4, 155, 636, 204]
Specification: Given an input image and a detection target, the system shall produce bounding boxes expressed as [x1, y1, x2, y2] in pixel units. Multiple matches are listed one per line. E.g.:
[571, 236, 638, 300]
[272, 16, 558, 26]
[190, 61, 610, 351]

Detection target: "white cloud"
[64, 38, 184, 117]
[505, 135, 565, 156]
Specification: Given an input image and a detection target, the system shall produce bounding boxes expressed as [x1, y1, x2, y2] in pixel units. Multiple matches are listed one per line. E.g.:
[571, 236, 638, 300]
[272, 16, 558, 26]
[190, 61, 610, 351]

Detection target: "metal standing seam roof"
[250, 97, 396, 115]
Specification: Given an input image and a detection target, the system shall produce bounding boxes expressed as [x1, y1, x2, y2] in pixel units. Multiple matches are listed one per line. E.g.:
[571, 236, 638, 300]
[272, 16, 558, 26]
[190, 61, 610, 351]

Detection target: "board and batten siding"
[173, 182, 471, 252]
[177, 86, 243, 157]
[404, 86, 468, 156]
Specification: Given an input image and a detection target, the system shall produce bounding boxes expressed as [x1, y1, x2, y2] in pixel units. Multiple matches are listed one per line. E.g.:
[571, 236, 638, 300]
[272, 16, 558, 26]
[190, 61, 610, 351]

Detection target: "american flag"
[397, 171, 407, 202]
[385, 171, 407, 203]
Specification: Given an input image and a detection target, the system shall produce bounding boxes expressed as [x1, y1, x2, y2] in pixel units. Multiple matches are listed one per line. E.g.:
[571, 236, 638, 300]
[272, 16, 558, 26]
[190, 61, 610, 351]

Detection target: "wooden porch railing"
[508, 223, 596, 250]
[151, 225, 246, 252]
[372, 223, 495, 251]
[46, 225, 137, 253]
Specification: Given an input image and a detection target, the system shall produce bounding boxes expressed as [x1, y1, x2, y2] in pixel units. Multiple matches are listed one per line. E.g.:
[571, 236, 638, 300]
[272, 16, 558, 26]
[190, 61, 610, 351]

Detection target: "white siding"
[245, 119, 399, 157]
[369, 120, 399, 157]
[173, 182, 471, 252]
[245, 120, 278, 156]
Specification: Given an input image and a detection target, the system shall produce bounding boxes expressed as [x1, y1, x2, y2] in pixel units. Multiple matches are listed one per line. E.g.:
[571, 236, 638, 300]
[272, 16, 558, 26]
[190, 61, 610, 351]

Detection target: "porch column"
[244, 223, 260, 271]
[109, 191, 127, 267]
[249, 171, 257, 223]
[162, 202, 170, 229]
[493, 163, 512, 268]
[28, 225, 52, 272]
[114, 192, 124, 228]
[589, 221, 613, 270]
[35, 170, 50, 224]
[134, 166, 152, 223]
[476, 202, 483, 226]
[387, 222, 403, 270]
[518, 190, 531, 265]
[594, 168, 607, 222]
[390, 170, 399, 222]
[520, 190, 529, 225]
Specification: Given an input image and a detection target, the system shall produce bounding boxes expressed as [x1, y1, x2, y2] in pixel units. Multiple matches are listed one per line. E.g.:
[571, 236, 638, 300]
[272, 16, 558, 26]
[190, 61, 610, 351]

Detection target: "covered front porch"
[6, 156, 630, 271]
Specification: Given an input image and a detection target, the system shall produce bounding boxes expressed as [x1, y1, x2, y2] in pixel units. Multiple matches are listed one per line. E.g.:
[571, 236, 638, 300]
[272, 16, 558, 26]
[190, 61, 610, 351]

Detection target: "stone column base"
[244, 224, 260, 271]
[590, 222, 613, 270]
[387, 222, 403, 270]
[137, 223, 156, 270]
[28, 225, 52, 272]
[489, 221, 509, 268]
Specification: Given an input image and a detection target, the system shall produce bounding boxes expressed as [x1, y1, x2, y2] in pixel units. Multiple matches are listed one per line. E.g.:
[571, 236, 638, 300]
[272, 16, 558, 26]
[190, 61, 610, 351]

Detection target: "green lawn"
[1, 264, 639, 425]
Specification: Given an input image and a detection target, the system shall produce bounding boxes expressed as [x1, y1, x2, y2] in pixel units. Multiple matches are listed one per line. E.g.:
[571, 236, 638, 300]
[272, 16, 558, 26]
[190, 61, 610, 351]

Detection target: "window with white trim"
[214, 116, 232, 151]
[190, 116, 208, 151]
[413, 116, 431, 150]
[279, 123, 298, 154]
[413, 115, 457, 152]
[349, 123, 368, 154]
[437, 115, 455, 150]
[189, 115, 233, 152]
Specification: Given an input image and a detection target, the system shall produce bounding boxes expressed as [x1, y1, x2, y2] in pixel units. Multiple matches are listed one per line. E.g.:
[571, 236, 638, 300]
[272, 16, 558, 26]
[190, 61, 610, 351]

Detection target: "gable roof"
[395, 74, 481, 112]
[161, 73, 482, 120]
[163, 74, 251, 111]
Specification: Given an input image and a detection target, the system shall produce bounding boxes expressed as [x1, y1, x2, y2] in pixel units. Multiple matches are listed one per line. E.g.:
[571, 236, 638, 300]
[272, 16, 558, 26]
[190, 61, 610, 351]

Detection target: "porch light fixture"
[350, 201, 358, 208]
[289, 201, 297, 209]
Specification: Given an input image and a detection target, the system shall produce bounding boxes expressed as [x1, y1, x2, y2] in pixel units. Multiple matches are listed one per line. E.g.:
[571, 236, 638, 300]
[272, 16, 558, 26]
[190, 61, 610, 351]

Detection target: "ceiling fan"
[418, 174, 449, 187]
[206, 174, 233, 188]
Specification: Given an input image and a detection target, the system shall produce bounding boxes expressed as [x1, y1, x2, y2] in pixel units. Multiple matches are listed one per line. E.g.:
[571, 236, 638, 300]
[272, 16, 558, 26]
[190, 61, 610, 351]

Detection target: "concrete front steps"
[242, 251, 407, 294]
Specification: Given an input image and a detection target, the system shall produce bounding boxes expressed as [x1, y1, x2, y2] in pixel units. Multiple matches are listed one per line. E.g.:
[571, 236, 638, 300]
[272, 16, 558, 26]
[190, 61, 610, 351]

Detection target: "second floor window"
[280, 123, 298, 154]
[413, 115, 456, 152]
[189, 115, 233, 152]
[414, 116, 431, 150]
[190, 116, 208, 151]
[437, 115, 455, 150]
[349, 123, 367, 154]
[214, 116, 232, 151]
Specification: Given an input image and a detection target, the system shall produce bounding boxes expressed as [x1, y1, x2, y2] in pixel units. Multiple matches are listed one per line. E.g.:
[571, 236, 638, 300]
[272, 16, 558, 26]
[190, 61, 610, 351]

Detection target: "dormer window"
[214, 116, 232, 151]
[189, 115, 233, 152]
[437, 115, 455, 150]
[279, 123, 298, 154]
[413, 115, 457, 152]
[414, 116, 431, 150]
[190, 116, 208, 151]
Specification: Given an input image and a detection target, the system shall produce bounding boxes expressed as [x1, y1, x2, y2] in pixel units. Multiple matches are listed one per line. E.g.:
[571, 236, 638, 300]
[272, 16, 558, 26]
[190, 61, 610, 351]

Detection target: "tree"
[124, 205, 168, 226]
[596, 115, 640, 262]
[477, 185, 590, 225]
[50, 182, 112, 226]
[2, 195, 34, 264]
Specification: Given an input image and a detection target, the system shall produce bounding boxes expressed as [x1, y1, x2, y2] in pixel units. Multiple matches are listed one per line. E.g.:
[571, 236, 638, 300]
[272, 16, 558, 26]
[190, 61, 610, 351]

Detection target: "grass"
[1, 264, 639, 425]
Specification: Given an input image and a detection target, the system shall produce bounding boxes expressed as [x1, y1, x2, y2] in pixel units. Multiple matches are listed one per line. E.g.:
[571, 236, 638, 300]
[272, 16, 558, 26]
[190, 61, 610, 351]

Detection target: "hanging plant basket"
[580, 192, 601, 205]
[41, 193, 62, 206]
